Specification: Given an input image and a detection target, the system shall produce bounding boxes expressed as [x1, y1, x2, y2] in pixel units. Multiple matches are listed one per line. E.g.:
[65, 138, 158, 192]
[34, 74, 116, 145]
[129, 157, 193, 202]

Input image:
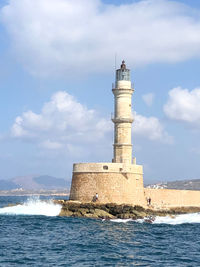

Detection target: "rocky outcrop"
[54, 200, 200, 220]
[58, 201, 114, 219]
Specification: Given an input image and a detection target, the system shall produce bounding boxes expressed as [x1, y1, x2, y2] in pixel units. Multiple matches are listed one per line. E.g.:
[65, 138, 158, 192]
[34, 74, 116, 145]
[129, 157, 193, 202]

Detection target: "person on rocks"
[92, 193, 99, 202]
[147, 197, 151, 206]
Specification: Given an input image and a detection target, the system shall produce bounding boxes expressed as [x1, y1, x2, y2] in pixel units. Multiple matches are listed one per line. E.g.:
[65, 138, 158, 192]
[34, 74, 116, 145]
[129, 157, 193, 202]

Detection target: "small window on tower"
[103, 165, 108, 170]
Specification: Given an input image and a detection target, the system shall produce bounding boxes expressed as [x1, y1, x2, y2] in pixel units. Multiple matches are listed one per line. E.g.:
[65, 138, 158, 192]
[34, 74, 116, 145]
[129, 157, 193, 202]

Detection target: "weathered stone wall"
[73, 162, 142, 174]
[145, 188, 200, 208]
[70, 163, 146, 205]
[70, 164, 200, 208]
[112, 78, 134, 164]
[114, 123, 132, 145]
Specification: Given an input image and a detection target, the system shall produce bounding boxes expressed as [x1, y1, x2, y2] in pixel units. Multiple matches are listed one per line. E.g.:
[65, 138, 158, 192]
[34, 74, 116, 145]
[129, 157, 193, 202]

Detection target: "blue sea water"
[1, 196, 200, 266]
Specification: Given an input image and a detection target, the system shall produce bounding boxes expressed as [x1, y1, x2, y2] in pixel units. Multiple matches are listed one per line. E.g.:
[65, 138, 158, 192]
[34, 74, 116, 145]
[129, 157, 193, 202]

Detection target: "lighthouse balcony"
[112, 82, 134, 89]
[111, 113, 134, 123]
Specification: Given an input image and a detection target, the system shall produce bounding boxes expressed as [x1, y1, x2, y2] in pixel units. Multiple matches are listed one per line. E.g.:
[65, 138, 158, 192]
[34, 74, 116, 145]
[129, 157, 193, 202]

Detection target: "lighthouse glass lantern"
[116, 60, 130, 84]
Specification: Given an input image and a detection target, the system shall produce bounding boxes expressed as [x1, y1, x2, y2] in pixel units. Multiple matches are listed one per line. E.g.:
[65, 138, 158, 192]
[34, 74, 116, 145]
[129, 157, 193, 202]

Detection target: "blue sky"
[0, 0, 200, 183]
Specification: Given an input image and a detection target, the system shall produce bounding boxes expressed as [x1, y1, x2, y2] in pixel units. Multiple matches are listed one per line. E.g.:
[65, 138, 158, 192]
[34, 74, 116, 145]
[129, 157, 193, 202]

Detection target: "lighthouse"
[112, 60, 134, 164]
[67, 61, 200, 209]
[69, 60, 145, 205]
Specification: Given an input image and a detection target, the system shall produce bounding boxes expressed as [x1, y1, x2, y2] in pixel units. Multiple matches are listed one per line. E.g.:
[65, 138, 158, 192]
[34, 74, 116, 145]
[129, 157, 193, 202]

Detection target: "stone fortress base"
[70, 162, 146, 206]
[70, 162, 200, 209]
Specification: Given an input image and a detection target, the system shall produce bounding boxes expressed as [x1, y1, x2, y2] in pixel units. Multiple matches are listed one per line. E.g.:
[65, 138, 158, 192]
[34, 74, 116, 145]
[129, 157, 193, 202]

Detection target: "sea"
[1, 196, 200, 266]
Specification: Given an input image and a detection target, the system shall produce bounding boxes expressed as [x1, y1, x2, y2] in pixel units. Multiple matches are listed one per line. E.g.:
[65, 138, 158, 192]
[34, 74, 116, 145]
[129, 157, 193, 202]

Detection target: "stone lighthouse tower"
[69, 61, 145, 205]
[112, 60, 134, 164]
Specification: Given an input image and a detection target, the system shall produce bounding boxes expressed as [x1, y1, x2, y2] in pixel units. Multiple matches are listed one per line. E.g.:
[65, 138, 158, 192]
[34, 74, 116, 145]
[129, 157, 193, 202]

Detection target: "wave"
[152, 213, 200, 225]
[110, 213, 200, 225]
[110, 218, 133, 223]
[0, 197, 62, 216]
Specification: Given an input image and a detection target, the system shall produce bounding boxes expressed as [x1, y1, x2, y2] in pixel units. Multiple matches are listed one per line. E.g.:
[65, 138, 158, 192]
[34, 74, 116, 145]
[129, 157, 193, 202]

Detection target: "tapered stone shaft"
[112, 60, 134, 164]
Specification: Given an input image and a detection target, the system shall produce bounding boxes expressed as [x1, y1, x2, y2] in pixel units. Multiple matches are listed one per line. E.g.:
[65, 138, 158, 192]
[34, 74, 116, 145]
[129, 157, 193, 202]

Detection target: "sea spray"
[110, 213, 200, 225]
[110, 218, 133, 223]
[152, 212, 200, 225]
[0, 196, 61, 216]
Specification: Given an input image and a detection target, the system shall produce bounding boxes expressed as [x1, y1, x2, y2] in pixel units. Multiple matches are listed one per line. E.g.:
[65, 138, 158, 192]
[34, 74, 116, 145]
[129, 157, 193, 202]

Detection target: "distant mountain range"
[146, 179, 200, 190]
[0, 175, 71, 191]
[2, 176, 200, 192]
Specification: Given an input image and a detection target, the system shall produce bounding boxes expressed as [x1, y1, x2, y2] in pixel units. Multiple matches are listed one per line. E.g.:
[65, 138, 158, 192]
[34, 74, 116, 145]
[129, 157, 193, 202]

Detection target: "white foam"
[109, 213, 200, 225]
[153, 213, 200, 225]
[110, 218, 133, 223]
[0, 197, 62, 216]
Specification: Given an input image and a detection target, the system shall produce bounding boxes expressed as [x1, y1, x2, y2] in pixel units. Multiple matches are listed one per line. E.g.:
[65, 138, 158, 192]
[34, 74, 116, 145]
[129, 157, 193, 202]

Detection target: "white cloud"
[164, 87, 200, 127]
[142, 93, 154, 106]
[2, 0, 200, 76]
[11, 91, 112, 151]
[133, 113, 173, 143]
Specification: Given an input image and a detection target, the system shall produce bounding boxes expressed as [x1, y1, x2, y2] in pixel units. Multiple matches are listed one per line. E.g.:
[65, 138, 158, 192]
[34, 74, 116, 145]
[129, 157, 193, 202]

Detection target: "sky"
[0, 0, 200, 183]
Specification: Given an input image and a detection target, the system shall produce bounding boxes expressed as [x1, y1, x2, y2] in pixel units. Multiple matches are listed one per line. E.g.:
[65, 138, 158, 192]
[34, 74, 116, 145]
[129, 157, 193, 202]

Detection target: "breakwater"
[54, 200, 200, 220]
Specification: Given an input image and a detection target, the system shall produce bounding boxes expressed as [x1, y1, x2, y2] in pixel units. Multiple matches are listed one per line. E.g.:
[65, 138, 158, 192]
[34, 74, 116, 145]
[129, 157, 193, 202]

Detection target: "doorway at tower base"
[69, 162, 146, 205]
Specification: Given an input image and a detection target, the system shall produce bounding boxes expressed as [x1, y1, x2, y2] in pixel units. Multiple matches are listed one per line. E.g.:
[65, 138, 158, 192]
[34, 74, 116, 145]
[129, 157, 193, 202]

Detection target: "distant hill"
[146, 179, 200, 190]
[0, 180, 18, 190]
[2, 176, 200, 192]
[0, 175, 71, 191]
[34, 175, 67, 188]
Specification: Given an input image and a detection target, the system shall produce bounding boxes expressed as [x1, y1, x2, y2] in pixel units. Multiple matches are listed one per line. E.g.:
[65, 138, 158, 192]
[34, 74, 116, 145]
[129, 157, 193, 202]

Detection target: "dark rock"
[134, 205, 145, 212]
[55, 200, 200, 220]
[89, 209, 95, 214]
[93, 209, 114, 219]
[59, 209, 73, 217]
